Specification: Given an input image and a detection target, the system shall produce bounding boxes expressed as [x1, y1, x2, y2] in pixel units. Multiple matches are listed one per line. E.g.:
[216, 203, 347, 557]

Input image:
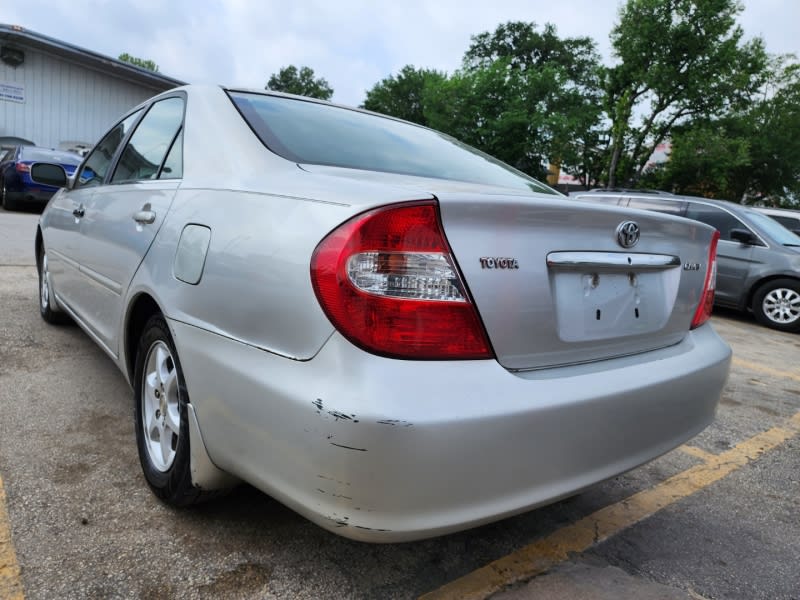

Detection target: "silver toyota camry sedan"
[32, 85, 731, 542]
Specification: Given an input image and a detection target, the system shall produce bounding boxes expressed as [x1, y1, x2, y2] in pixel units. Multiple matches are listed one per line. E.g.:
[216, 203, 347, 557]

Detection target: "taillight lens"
[15, 162, 31, 173]
[311, 201, 493, 359]
[691, 230, 720, 329]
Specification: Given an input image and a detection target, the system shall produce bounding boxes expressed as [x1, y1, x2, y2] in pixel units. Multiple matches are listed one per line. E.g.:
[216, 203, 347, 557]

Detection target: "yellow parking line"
[678, 445, 716, 461]
[732, 357, 800, 383]
[0, 474, 24, 600]
[420, 412, 800, 600]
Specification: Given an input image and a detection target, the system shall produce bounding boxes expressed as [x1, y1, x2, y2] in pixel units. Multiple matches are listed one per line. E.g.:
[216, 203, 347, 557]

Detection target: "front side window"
[685, 203, 749, 241]
[76, 109, 143, 188]
[112, 97, 184, 183]
[746, 211, 800, 246]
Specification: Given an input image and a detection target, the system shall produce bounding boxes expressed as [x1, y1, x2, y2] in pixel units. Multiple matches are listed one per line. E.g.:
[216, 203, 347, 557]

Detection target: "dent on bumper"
[171, 320, 731, 542]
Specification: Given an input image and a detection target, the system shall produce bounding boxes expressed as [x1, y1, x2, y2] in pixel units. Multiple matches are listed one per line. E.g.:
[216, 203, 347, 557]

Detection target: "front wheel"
[134, 315, 209, 506]
[752, 279, 800, 333]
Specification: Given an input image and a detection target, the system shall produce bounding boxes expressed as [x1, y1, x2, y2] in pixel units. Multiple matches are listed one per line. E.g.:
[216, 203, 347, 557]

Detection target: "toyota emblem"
[616, 221, 640, 248]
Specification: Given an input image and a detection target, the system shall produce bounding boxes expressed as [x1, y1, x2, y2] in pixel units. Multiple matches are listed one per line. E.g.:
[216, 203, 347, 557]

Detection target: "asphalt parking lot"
[1, 208, 798, 600]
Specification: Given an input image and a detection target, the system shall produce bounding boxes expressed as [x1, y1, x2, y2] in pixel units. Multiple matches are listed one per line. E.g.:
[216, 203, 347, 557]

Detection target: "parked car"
[31, 86, 731, 542]
[571, 190, 800, 333]
[0, 146, 82, 210]
[754, 206, 800, 236]
[0, 135, 35, 154]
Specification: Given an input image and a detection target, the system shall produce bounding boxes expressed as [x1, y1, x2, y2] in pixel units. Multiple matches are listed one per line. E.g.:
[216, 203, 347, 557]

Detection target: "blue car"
[0, 146, 82, 211]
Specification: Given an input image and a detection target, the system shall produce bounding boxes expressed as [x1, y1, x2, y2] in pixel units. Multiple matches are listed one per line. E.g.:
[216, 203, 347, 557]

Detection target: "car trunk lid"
[436, 192, 715, 370]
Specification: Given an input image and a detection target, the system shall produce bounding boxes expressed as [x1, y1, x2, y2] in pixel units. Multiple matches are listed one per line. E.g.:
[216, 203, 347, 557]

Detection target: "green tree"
[640, 121, 751, 198]
[650, 58, 800, 203]
[424, 22, 604, 183]
[424, 59, 538, 174]
[362, 65, 446, 126]
[464, 21, 600, 83]
[266, 65, 333, 100]
[118, 53, 159, 72]
[604, 0, 768, 187]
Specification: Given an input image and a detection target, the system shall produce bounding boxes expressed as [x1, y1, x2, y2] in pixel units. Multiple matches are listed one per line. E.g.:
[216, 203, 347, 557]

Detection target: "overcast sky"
[3, 0, 798, 107]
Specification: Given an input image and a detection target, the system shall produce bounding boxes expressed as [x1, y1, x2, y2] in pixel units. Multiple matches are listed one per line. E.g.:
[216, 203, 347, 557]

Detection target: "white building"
[0, 24, 183, 152]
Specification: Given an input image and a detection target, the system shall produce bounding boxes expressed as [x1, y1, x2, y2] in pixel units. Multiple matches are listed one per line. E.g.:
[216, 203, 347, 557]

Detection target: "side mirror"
[30, 163, 68, 188]
[729, 228, 759, 245]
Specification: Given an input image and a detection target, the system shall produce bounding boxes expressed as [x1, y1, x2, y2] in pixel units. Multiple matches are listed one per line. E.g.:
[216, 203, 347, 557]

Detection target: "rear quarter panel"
[131, 188, 350, 361]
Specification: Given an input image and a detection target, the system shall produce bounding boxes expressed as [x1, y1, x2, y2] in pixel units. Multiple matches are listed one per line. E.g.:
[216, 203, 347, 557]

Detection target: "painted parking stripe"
[0, 474, 24, 600]
[420, 411, 800, 600]
[732, 357, 800, 383]
[678, 445, 716, 461]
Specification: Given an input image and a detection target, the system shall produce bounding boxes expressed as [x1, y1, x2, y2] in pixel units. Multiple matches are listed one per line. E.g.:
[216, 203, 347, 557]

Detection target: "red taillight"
[15, 162, 31, 173]
[691, 230, 720, 329]
[310, 201, 493, 360]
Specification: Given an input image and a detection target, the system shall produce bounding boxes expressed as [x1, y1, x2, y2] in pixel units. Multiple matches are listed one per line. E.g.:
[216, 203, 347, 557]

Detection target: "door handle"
[72, 205, 85, 218]
[133, 210, 156, 225]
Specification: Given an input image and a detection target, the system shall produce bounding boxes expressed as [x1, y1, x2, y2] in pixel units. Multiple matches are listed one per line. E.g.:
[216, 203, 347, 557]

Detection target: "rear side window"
[627, 198, 686, 215]
[76, 110, 143, 188]
[112, 97, 184, 183]
[159, 129, 183, 180]
[772, 215, 800, 230]
[685, 203, 747, 241]
[20, 147, 81, 165]
[228, 91, 557, 195]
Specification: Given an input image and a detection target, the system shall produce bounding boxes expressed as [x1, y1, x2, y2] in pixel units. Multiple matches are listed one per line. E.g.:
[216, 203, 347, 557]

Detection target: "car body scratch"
[330, 442, 367, 452]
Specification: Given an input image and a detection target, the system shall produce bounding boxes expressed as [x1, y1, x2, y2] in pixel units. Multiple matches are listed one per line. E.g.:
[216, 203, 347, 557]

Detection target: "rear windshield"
[20, 147, 82, 164]
[228, 91, 557, 195]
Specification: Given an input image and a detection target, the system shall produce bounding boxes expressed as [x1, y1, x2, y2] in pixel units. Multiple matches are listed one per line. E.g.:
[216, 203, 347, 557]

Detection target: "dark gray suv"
[571, 190, 800, 333]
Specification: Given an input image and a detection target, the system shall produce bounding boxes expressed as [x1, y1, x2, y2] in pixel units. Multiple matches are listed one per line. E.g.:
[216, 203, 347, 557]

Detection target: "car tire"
[134, 315, 215, 506]
[752, 279, 800, 332]
[38, 250, 70, 325]
[1, 180, 17, 211]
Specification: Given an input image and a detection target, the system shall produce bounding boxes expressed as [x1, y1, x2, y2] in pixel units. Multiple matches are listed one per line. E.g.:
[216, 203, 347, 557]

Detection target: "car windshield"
[20, 147, 82, 164]
[745, 210, 800, 245]
[228, 91, 558, 195]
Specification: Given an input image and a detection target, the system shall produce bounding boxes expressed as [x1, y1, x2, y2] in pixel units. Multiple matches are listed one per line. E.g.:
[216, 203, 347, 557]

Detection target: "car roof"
[576, 189, 800, 246]
[578, 189, 758, 214]
[754, 206, 800, 216]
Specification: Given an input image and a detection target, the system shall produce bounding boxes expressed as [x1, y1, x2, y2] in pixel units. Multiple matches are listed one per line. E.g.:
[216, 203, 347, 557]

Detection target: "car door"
[73, 95, 185, 355]
[45, 109, 144, 318]
[684, 203, 758, 307]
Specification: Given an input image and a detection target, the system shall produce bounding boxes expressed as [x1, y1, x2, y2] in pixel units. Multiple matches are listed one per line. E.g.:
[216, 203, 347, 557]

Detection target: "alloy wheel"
[141, 340, 181, 472]
[40, 253, 51, 311]
[762, 287, 800, 325]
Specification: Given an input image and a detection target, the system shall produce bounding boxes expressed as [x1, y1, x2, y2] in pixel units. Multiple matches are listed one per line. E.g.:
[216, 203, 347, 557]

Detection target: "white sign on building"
[0, 81, 25, 104]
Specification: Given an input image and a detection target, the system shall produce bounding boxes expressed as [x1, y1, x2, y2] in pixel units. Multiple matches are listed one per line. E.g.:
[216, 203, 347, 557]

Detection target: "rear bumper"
[5, 188, 54, 205]
[172, 320, 731, 542]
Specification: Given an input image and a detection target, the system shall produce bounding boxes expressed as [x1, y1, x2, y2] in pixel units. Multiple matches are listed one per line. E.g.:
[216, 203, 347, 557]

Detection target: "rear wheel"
[1, 180, 17, 211]
[38, 250, 69, 324]
[752, 279, 800, 332]
[134, 315, 211, 506]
